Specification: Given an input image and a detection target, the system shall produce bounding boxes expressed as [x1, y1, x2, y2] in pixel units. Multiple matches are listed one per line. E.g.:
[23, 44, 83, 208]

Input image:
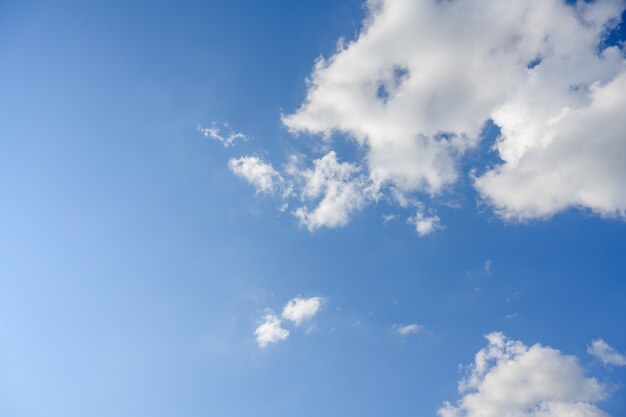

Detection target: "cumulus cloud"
[255, 313, 289, 348]
[255, 296, 324, 348]
[393, 323, 422, 335]
[199, 122, 248, 147]
[282, 296, 324, 326]
[225, 0, 626, 229]
[475, 71, 626, 219]
[588, 338, 626, 367]
[439, 332, 609, 417]
[293, 151, 369, 231]
[228, 156, 282, 194]
[278, 0, 626, 225]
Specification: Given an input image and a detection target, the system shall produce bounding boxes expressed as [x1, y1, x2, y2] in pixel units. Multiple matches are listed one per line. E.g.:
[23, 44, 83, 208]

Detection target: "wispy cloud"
[393, 323, 422, 335]
[587, 338, 626, 367]
[381, 213, 397, 224]
[199, 122, 249, 147]
[483, 259, 492, 276]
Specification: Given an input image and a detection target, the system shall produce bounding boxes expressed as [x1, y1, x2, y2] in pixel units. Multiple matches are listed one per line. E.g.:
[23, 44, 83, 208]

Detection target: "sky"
[1, 0, 626, 416]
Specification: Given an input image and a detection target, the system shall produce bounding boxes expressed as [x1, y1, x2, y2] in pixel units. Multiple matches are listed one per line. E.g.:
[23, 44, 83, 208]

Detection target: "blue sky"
[1, 1, 626, 416]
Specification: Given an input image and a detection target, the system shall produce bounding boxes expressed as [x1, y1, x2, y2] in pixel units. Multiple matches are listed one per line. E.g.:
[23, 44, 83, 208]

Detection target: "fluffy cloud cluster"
[292, 152, 370, 231]
[254, 296, 324, 348]
[439, 332, 609, 417]
[587, 338, 626, 367]
[230, 0, 626, 231]
[228, 152, 374, 231]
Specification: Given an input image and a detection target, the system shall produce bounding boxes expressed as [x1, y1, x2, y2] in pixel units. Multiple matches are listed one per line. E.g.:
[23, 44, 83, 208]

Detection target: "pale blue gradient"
[1, 1, 625, 416]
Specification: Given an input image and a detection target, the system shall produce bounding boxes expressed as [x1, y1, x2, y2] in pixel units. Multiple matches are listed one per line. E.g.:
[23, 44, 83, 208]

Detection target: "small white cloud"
[199, 122, 248, 147]
[254, 296, 326, 348]
[254, 313, 289, 348]
[394, 323, 422, 335]
[439, 332, 608, 417]
[228, 156, 282, 194]
[282, 296, 323, 326]
[588, 338, 626, 367]
[408, 208, 441, 236]
[294, 152, 369, 231]
[382, 213, 397, 224]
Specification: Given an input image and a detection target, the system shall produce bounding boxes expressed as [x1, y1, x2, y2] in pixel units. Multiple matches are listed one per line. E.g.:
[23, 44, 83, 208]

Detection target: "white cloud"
[439, 332, 609, 417]
[408, 207, 441, 236]
[228, 152, 371, 231]
[394, 323, 422, 335]
[277, 0, 626, 224]
[199, 122, 248, 147]
[282, 296, 323, 326]
[588, 338, 626, 367]
[228, 156, 282, 194]
[254, 296, 325, 348]
[475, 71, 626, 220]
[254, 313, 289, 348]
[293, 151, 370, 231]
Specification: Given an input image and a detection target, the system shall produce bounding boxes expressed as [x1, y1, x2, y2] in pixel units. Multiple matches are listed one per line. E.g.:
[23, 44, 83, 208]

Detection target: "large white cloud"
[279, 0, 626, 223]
[476, 69, 626, 219]
[438, 332, 609, 417]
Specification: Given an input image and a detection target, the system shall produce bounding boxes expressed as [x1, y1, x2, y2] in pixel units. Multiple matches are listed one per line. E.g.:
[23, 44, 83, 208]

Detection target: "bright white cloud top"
[588, 338, 626, 367]
[282, 296, 324, 326]
[255, 313, 289, 348]
[228, 156, 281, 194]
[230, 0, 626, 231]
[255, 296, 324, 347]
[439, 332, 609, 417]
